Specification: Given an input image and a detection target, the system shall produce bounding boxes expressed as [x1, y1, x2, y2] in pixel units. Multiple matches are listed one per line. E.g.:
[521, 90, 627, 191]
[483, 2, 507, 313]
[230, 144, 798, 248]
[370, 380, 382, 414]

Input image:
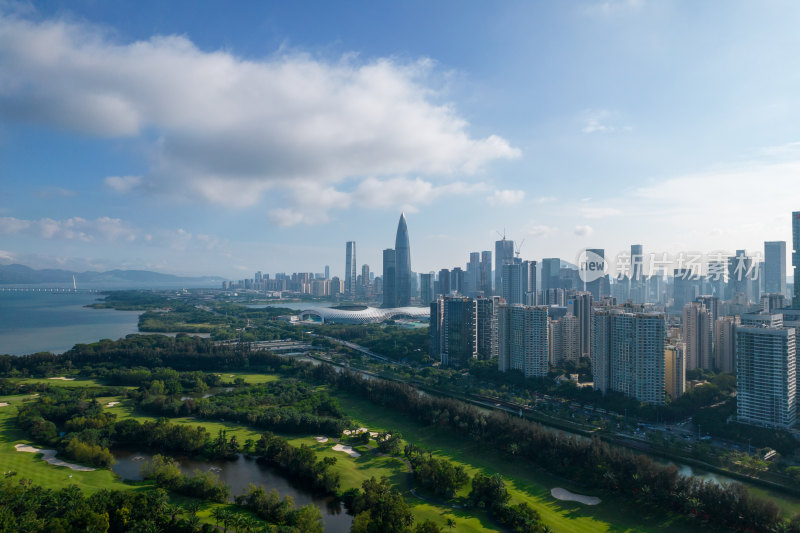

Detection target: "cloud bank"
[0, 14, 520, 223]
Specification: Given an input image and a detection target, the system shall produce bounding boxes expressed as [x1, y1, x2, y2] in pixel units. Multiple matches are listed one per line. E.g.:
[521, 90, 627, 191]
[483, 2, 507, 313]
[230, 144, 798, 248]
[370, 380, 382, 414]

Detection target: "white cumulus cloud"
[0, 14, 520, 222]
[0, 216, 137, 242]
[574, 225, 594, 237]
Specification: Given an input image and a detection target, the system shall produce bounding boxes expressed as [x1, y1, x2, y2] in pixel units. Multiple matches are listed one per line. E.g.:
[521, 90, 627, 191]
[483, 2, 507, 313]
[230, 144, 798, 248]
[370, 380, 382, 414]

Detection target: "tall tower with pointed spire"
[395, 212, 412, 306]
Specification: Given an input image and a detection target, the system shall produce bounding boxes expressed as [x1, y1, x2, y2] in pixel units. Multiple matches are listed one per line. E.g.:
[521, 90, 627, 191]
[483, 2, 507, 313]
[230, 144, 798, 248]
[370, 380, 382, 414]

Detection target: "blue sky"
[1, 0, 799, 278]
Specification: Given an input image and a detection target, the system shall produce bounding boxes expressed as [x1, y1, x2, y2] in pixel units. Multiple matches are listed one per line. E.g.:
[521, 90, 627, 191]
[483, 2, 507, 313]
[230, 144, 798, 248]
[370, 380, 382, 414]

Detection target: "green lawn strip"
[336, 393, 699, 533]
[12, 377, 107, 388]
[217, 372, 281, 385]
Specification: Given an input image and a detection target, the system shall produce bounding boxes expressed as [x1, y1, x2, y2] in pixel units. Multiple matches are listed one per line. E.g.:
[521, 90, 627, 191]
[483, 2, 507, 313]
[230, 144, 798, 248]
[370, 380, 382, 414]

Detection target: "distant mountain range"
[0, 264, 225, 287]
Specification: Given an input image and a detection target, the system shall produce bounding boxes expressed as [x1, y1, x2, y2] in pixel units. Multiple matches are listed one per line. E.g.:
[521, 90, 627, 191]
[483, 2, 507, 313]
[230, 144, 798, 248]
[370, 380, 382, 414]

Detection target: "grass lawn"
[105, 391, 494, 531]
[0, 394, 136, 494]
[335, 393, 700, 533]
[215, 372, 281, 385]
[12, 377, 110, 388]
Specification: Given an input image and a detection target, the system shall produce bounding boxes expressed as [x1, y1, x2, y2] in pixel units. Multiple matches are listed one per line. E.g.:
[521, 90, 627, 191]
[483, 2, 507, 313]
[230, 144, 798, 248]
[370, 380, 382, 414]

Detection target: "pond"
[112, 450, 353, 532]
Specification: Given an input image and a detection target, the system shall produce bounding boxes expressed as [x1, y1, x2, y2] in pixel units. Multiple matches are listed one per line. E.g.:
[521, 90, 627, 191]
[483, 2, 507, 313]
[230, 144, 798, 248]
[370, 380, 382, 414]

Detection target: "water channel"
[112, 450, 353, 532]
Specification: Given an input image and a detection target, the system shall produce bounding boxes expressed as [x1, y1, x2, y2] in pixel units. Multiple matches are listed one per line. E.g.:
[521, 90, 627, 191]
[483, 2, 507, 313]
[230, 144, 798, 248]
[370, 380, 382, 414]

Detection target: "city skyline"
[3, 2, 800, 278]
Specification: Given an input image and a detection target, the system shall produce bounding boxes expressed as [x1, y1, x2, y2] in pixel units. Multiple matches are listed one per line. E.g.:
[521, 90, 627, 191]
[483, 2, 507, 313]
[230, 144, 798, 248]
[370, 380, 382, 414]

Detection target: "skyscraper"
[728, 249, 755, 303]
[630, 245, 645, 303]
[382, 248, 396, 307]
[541, 258, 561, 304]
[737, 316, 796, 429]
[437, 268, 451, 296]
[479, 251, 493, 296]
[466, 252, 480, 296]
[794, 212, 800, 307]
[345, 241, 357, 299]
[450, 267, 465, 295]
[765, 241, 787, 296]
[324, 265, 330, 280]
[395, 213, 412, 306]
[585, 248, 608, 300]
[495, 237, 515, 296]
[498, 304, 549, 377]
[419, 273, 434, 306]
[501, 260, 536, 305]
[673, 268, 699, 311]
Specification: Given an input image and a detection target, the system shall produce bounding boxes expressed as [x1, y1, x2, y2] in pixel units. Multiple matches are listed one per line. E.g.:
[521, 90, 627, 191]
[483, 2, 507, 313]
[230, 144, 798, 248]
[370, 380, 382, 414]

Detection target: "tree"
[294, 505, 323, 533]
[352, 477, 414, 533]
[416, 519, 442, 533]
[446, 517, 456, 531]
[210, 507, 225, 529]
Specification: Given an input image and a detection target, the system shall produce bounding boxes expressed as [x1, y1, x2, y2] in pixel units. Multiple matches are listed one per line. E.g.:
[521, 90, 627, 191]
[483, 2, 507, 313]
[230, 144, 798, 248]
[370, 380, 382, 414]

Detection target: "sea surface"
[0, 291, 141, 355]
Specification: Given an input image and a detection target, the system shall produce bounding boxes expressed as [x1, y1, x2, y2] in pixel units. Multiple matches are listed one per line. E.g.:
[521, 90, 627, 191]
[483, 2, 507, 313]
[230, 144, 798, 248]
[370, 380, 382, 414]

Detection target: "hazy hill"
[0, 264, 224, 287]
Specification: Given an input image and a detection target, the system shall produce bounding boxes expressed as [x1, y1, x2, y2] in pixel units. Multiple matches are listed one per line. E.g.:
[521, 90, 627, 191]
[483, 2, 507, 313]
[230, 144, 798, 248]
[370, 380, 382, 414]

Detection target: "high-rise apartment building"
[664, 341, 686, 400]
[345, 241, 357, 299]
[495, 238, 515, 296]
[714, 316, 738, 373]
[498, 304, 549, 377]
[592, 309, 666, 404]
[794, 212, 800, 307]
[395, 213, 412, 306]
[567, 291, 593, 358]
[682, 302, 713, 370]
[551, 313, 580, 366]
[477, 296, 500, 360]
[765, 241, 787, 297]
[736, 316, 796, 429]
[441, 297, 478, 368]
[429, 298, 443, 360]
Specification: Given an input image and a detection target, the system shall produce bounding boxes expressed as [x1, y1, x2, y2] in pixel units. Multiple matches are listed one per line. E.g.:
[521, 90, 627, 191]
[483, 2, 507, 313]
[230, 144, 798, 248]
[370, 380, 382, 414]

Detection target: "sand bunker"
[343, 427, 369, 436]
[0, 403, 9, 408]
[332, 444, 361, 458]
[15, 444, 96, 471]
[551, 488, 601, 505]
[105, 401, 120, 407]
[314, 436, 329, 443]
[48, 377, 75, 381]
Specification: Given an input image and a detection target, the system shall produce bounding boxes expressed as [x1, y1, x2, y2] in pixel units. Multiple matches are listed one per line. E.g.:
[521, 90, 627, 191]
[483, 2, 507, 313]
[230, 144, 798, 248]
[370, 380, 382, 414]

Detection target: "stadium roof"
[299, 306, 429, 324]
